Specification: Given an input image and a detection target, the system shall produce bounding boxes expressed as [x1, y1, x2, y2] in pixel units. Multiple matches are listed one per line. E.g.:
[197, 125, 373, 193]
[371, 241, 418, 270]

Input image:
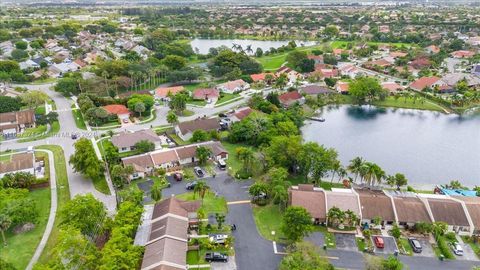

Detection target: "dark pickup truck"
[205, 252, 228, 262]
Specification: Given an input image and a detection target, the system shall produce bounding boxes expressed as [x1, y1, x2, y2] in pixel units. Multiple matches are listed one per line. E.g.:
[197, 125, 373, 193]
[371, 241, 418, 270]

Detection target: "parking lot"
[372, 235, 398, 255]
[411, 238, 436, 258]
[455, 240, 479, 261]
[305, 232, 325, 247]
[336, 233, 358, 251]
[211, 255, 237, 270]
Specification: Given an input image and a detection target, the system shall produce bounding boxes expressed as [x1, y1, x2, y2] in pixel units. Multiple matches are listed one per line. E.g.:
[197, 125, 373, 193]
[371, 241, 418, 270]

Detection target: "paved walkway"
[26, 149, 57, 270]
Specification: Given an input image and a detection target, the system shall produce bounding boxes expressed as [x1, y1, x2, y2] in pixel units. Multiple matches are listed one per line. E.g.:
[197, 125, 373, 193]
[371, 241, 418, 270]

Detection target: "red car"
[173, 172, 183, 181]
[374, 236, 384, 248]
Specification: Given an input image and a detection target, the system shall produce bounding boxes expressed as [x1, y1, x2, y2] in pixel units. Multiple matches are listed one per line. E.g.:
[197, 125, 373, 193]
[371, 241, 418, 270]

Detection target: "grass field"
[35, 145, 71, 264]
[93, 175, 111, 195]
[373, 96, 446, 112]
[217, 93, 240, 104]
[72, 109, 87, 130]
[222, 142, 258, 175]
[177, 191, 227, 214]
[0, 154, 11, 162]
[19, 121, 60, 143]
[252, 204, 285, 242]
[0, 188, 50, 269]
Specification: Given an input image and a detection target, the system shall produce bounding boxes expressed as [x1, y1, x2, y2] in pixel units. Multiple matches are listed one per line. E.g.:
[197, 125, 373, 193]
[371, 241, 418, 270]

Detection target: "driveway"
[304, 232, 325, 247]
[372, 235, 398, 255]
[400, 255, 480, 270]
[411, 237, 436, 258]
[328, 250, 364, 270]
[455, 239, 479, 261]
[227, 204, 282, 270]
[211, 256, 237, 270]
[336, 233, 358, 251]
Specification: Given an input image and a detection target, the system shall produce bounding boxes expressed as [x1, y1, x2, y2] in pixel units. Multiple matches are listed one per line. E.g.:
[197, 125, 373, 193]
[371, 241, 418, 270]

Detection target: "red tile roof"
[155, 86, 185, 98]
[278, 91, 302, 105]
[192, 88, 219, 100]
[250, 73, 272, 82]
[103, 104, 130, 115]
[409, 76, 441, 91]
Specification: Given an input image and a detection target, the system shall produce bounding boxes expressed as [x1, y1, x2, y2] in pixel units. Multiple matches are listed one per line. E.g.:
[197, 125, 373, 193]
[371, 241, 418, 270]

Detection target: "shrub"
[436, 236, 455, 259]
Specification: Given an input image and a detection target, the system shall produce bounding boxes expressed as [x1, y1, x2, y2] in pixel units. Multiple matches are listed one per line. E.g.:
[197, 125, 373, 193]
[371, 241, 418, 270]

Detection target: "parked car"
[373, 236, 384, 248]
[408, 238, 422, 253]
[173, 172, 183, 181]
[451, 242, 464, 256]
[71, 134, 78, 139]
[252, 192, 267, 202]
[205, 252, 228, 262]
[186, 181, 197, 190]
[209, 234, 229, 244]
[217, 159, 227, 170]
[218, 113, 227, 118]
[194, 167, 204, 177]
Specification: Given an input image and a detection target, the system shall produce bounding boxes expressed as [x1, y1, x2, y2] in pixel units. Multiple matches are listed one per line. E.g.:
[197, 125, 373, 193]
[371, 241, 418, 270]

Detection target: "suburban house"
[0, 152, 36, 178]
[175, 117, 220, 141]
[381, 82, 404, 94]
[419, 194, 473, 235]
[139, 197, 201, 270]
[356, 188, 396, 228]
[388, 191, 432, 228]
[230, 107, 253, 122]
[425, 45, 440, 54]
[275, 66, 302, 86]
[472, 64, 480, 76]
[250, 73, 273, 83]
[216, 79, 250, 94]
[451, 50, 476, 59]
[325, 188, 362, 220]
[299, 85, 334, 95]
[452, 196, 480, 235]
[409, 76, 441, 91]
[278, 91, 305, 108]
[122, 141, 228, 179]
[111, 129, 161, 153]
[102, 104, 130, 122]
[0, 109, 36, 138]
[289, 185, 327, 224]
[307, 55, 324, 64]
[155, 86, 185, 100]
[335, 81, 350, 94]
[435, 73, 480, 89]
[338, 64, 361, 78]
[192, 88, 219, 101]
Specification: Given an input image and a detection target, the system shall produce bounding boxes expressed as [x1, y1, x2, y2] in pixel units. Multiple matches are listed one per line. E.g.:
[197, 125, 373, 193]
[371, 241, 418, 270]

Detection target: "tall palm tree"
[245, 44, 253, 54]
[347, 157, 364, 183]
[194, 180, 210, 201]
[0, 214, 11, 246]
[330, 160, 341, 183]
[337, 167, 348, 183]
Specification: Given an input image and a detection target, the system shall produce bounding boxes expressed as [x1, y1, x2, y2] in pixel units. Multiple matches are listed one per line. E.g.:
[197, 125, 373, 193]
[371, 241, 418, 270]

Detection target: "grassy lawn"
[0, 188, 50, 269]
[217, 93, 240, 104]
[331, 40, 414, 49]
[222, 142, 257, 176]
[252, 204, 285, 242]
[188, 98, 208, 107]
[93, 175, 111, 195]
[373, 96, 445, 112]
[170, 133, 187, 146]
[256, 53, 288, 71]
[72, 109, 87, 130]
[398, 237, 413, 256]
[183, 82, 211, 92]
[287, 174, 345, 190]
[177, 191, 227, 214]
[0, 154, 11, 162]
[35, 145, 70, 264]
[356, 237, 367, 252]
[432, 235, 455, 260]
[35, 105, 46, 115]
[19, 121, 60, 143]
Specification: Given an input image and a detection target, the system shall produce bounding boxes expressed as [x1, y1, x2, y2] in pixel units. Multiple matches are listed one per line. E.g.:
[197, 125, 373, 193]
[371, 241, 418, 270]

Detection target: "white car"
[209, 234, 229, 244]
[451, 243, 463, 256]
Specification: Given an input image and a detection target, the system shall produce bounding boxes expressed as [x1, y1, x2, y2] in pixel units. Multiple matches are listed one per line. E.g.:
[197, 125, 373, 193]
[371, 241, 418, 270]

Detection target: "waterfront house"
[409, 76, 441, 91]
[356, 188, 396, 228]
[289, 184, 327, 224]
[278, 91, 305, 108]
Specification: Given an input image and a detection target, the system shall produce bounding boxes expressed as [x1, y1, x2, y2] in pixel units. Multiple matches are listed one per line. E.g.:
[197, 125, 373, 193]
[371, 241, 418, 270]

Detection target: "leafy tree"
[248, 182, 269, 197]
[110, 164, 133, 188]
[123, 51, 141, 62]
[280, 241, 334, 270]
[381, 256, 403, 270]
[134, 101, 146, 117]
[118, 185, 144, 205]
[193, 180, 209, 201]
[323, 25, 339, 38]
[59, 194, 107, 236]
[281, 206, 313, 242]
[0, 214, 11, 246]
[169, 92, 188, 114]
[191, 130, 210, 143]
[99, 227, 144, 269]
[11, 49, 28, 61]
[298, 142, 338, 184]
[196, 146, 212, 165]
[298, 58, 315, 73]
[134, 140, 155, 153]
[255, 47, 263, 57]
[1, 172, 35, 188]
[215, 213, 226, 229]
[286, 50, 308, 70]
[69, 138, 104, 180]
[394, 173, 408, 189]
[235, 147, 256, 176]
[150, 179, 163, 202]
[0, 96, 22, 113]
[264, 135, 302, 171]
[15, 41, 28, 50]
[20, 91, 49, 109]
[391, 224, 401, 239]
[167, 110, 178, 124]
[432, 221, 448, 238]
[162, 55, 187, 70]
[0, 258, 16, 270]
[349, 77, 387, 104]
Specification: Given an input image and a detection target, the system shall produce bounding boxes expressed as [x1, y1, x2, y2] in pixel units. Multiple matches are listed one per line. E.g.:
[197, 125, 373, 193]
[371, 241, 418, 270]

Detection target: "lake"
[302, 105, 480, 188]
[190, 38, 317, 55]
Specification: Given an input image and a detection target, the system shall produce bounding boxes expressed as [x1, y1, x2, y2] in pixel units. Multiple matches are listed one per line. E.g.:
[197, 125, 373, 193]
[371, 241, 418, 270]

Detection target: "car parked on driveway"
[217, 159, 227, 170]
[186, 181, 197, 190]
[173, 172, 183, 181]
[409, 238, 422, 253]
[209, 234, 229, 244]
[194, 167, 204, 177]
[374, 236, 384, 248]
[205, 252, 228, 262]
[451, 242, 464, 256]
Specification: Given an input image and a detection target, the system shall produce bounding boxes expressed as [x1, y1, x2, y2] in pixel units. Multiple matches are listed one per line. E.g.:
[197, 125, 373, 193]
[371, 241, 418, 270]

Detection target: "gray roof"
[0, 152, 34, 174]
[176, 118, 220, 136]
[111, 129, 160, 149]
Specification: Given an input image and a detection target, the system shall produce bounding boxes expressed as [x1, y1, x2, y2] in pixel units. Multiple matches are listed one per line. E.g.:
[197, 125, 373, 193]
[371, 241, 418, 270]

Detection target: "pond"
[190, 38, 317, 55]
[301, 105, 480, 188]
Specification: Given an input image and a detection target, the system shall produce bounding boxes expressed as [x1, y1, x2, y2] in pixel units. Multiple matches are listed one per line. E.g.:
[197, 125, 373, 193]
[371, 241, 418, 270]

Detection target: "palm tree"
[344, 210, 358, 227]
[0, 214, 11, 246]
[330, 160, 341, 183]
[337, 167, 347, 183]
[373, 165, 386, 186]
[194, 180, 209, 201]
[272, 185, 288, 209]
[347, 157, 364, 183]
[245, 45, 253, 54]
